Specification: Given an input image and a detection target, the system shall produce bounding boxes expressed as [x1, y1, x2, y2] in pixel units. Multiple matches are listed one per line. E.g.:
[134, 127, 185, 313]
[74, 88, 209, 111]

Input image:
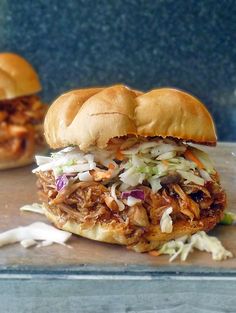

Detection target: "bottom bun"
[0, 157, 35, 170]
[0, 147, 48, 170]
[43, 205, 223, 252]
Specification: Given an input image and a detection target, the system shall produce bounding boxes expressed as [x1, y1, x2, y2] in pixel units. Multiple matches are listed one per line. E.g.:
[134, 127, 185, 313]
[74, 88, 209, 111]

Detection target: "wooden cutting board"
[0, 142, 236, 272]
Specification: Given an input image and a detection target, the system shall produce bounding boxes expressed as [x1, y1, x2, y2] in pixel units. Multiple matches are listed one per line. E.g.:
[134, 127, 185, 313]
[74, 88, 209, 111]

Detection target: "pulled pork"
[37, 170, 226, 241]
[0, 95, 46, 161]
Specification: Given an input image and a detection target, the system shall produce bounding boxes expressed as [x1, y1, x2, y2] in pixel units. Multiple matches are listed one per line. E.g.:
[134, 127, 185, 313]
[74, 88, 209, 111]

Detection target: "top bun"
[44, 85, 217, 150]
[0, 53, 41, 100]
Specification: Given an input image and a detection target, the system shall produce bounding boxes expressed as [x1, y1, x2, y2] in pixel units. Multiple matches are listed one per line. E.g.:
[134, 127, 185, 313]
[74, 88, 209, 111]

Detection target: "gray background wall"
[0, 0, 235, 141]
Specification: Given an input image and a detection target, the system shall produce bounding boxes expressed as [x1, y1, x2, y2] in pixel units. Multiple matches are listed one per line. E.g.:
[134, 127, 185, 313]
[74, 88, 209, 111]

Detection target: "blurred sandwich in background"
[0, 53, 47, 170]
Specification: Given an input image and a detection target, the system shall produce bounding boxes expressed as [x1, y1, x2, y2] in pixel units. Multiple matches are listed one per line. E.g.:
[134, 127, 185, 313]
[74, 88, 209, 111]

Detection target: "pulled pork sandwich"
[33, 85, 226, 252]
[0, 53, 47, 170]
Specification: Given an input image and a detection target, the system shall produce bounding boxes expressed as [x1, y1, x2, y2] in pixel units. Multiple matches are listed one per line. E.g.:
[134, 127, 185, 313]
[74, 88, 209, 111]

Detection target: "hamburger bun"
[0, 157, 33, 170]
[44, 85, 217, 150]
[0, 146, 47, 170]
[0, 53, 41, 100]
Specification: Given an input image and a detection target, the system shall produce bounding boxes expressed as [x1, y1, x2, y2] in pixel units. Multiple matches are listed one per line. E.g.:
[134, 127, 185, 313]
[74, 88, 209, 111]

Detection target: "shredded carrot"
[104, 172, 112, 178]
[149, 250, 161, 257]
[184, 149, 204, 169]
[90, 169, 111, 180]
[161, 160, 169, 166]
[108, 163, 116, 170]
[91, 162, 116, 181]
[116, 150, 124, 161]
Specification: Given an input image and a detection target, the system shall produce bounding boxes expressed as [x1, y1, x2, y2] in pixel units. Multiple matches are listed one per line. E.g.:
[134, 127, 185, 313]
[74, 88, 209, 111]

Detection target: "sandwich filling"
[0, 95, 46, 161]
[34, 137, 226, 250]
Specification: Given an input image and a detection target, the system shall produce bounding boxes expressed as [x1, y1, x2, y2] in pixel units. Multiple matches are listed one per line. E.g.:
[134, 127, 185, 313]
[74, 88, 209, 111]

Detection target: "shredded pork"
[0, 95, 46, 160]
[34, 138, 226, 248]
[36, 170, 226, 243]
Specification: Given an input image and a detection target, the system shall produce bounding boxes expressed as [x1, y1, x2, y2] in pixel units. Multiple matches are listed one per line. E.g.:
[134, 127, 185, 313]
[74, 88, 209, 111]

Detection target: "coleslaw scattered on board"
[0, 222, 71, 249]
[17, 203, 233, 261]
[153, 231, 233, 262]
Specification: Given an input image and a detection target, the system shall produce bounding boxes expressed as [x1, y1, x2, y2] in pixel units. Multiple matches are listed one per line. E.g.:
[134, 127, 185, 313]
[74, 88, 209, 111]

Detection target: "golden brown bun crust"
[0, 53, 41, 100]
[0, 155, 35, 170]
[44, 205, 223, 252]
[45, 85, 217, 150]
[0, 146, 48, 170]
[136, 88, 216, 145]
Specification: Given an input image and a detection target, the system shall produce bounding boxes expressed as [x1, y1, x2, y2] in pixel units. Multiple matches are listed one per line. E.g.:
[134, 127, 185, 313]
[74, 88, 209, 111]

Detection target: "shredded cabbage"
[110, 183, 125, 211]
[160, 207, 173, 233]
[148, 177, 162, 193]
[156, 151, 176, 160]
[35, 155, 52, 165]
[126, 196, 141, 206]
[199, 169, 212, 182]
[20, 203, 44, 215]
[20, 239, 37, 248]
[151, 143, 186, 157]
[119, 167, 144, 186]
[190, 231, 233, 261]
[56, 175, 69, 191]
[220, 212, 236, 225]
[119, 141, 207, 191]
[36, 240, 54, 248]
[122, 189, 145, 200]
[33, 147, 96, 177]
[77, 171, 93, 182]
[119, 183, 130, 192]
[122, 142, 160, 155]
[33, 140, 216, 192]
[91, 149, 115, 166]
[189, 147, 215, 173]
[158, 231, 233, 262]
[177, 170, 205, 186]
[0, 222, 72, 248]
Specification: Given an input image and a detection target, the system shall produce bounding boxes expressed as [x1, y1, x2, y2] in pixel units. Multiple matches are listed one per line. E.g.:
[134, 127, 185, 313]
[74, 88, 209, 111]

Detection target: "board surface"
[0, 142, 236, 274]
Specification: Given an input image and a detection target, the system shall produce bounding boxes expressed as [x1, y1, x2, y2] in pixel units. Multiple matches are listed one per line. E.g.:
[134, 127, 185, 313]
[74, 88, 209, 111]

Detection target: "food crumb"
[149, 250, 161, 257]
